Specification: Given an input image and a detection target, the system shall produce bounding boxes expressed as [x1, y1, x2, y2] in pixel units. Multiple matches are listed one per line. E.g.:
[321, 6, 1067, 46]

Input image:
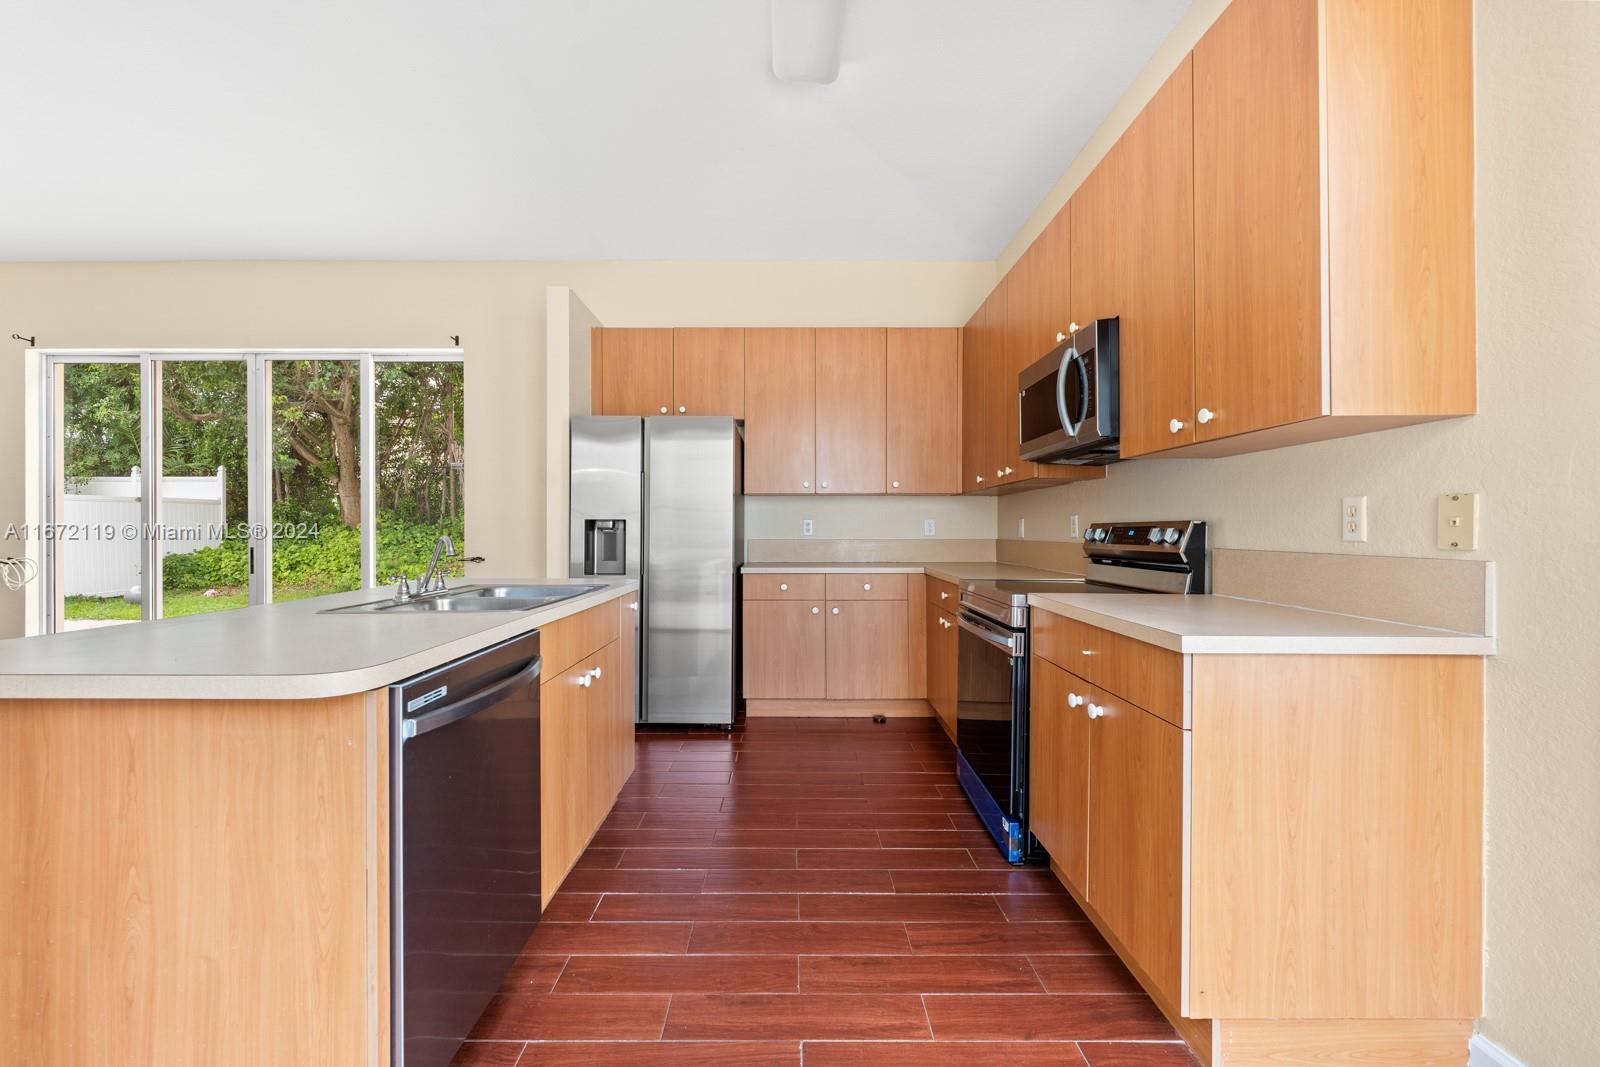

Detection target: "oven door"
[955, 609, 1030, 861]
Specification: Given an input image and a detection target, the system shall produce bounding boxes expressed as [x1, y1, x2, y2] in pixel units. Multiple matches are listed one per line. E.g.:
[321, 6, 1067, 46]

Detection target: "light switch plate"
[1342, 496, 1368, 542]
[1437, 492, 1479, 550]
[802, 518, 814, 537]
[1018, 518, 1025, 539]
[923, 519, 936, 537]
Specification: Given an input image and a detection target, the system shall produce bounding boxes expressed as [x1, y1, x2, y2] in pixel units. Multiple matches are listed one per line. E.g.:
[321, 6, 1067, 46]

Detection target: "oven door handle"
[959, 611, 1023, 658]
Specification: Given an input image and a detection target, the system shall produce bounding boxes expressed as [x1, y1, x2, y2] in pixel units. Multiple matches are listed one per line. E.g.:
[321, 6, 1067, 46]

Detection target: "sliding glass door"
[33, 349, 464, 635]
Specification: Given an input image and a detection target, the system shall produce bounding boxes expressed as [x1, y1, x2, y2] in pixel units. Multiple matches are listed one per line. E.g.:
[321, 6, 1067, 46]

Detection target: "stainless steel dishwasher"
[390, 630, 542, 1067]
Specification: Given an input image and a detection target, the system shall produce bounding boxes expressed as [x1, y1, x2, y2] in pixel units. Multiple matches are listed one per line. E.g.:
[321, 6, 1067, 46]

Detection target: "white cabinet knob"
[1069, 322, 1081, 333]
[1169, 418, 1185, 433]
[891, 480, 900, 489]
[779, 583, 789, 591]
[976, 475, 985, 483]
[802, 480, 811, 489]
[578, 674, 592, 688]
[940, 591, 949, 600]
[1004, 467, 1014, 476]
[659, 406, 668, 414]
[996, 469, 1004, 478]
[831, 607, 840, 615]
[592, 667, 603, 678]
[628, 601, 638, 612]
[862, 583, 872, 591]
[1067, 692, 1085, 708]
[1081, 649, 1093, 656]
[1197, 407, 1215, 424]
[1087, 702, 1105, 719]
[820, 481, 829, 489]
[1056, 331, 1067, 343]
[678, 405, 687, 413]
[811, 606, 820, 615]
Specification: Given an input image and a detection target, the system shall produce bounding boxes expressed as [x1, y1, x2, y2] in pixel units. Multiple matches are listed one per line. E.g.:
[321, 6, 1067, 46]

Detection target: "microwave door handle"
[1057, 348, 1086, 437]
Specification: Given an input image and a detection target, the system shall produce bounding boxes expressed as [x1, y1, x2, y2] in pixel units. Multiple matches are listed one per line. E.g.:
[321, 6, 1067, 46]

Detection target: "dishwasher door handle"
[403, 656, 542, 740]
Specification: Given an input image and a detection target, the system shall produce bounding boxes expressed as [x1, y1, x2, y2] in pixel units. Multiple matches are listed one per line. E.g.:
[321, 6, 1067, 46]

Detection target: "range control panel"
[1084, 521, 1196, 548]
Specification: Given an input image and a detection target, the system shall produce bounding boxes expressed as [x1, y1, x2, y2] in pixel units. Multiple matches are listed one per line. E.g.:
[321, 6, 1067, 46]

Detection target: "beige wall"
[745, 495, 996, 541]
[0, 260, 993, 638]
[994, 1, 1600, 1061]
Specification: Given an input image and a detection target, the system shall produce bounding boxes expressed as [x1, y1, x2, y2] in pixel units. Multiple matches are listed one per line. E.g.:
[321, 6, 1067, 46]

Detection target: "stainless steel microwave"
[1018, 317, 1120, 465]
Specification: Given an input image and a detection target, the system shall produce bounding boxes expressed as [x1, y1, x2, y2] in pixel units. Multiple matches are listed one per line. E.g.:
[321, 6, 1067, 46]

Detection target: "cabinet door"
[1193, 0, 1323, 441]
[1029, 658, 1092, 895]
[1087, 685, 1184, 1005]
[1070, 156, 1119, 336]
[673, 327, 745, 417]
[925, 606, 957, 737]
[814, 327, 887, 494]
[540, 660, 593, 904]
[825, 600, 909, 699]
[960, 297, 992, 493]
[597, 328, 674, 417]
[925, 605, 943, 722]
[614, 597, 638, 789]
[743, 600, 826, 699]
[744, 328, 816, 494]
[1116, 58, 1199, 458]
[886, 328, 960, 494]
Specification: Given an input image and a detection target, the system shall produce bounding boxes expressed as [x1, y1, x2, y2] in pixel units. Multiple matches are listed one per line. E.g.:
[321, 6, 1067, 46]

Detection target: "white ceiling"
[0, 1, 1190, 261]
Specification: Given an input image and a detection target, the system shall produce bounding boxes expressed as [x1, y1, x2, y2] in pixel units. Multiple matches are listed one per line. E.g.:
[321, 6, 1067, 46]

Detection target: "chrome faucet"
[417, 534, 457, 594]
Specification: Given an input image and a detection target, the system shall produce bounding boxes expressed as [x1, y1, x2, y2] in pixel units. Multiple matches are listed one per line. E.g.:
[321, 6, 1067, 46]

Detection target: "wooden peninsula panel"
[1, 692, 390, 1067]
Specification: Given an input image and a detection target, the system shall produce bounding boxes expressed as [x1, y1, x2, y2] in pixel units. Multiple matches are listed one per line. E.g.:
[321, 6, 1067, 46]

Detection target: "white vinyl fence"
[61, 467, 228, 598]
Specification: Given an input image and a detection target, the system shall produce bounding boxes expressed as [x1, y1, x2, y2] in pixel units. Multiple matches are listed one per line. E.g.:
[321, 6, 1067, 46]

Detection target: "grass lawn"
[64, 583, 349, 621]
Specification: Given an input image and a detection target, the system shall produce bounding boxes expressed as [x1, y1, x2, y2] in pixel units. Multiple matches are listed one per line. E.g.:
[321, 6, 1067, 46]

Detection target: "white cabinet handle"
[779, 583, 789, 591]
[1087, 702, 1106, 719]
[862, 582, 872, 591]
[941, 617, 952, 629]
[811, 606, 820, 615]
[1197, 407, 1215, 424]
[1069, 321, 1081, 333]
[940, 591, 949, 600]
[802, 480, 811, 489]
[678, 405, 687, 413]
[976, 474, 985, 484]
[578, 674, 593, 688]
[659, 406, 668, 414]
[1004, 467, 1014, 476]
[996, 469, 1004, 478]
[891, 480, 900, 489]
[1067, 692, 1085, 708]
[1169, 418, 1185, 433]
[1081, 649, 1094, 657]
[820, 480, 830, 489]
[591, 667, 603, 679]
[628, 600, 638, 612]
[1056, 331, 1067, 343]
[831, 607, 840, 615]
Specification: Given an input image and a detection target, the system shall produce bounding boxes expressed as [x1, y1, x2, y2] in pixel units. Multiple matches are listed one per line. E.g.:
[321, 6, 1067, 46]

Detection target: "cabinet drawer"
[927, 576, 959, 611]
[541, 599, 621, 680]
[745, 573, 826, 600]
[824, 573, 908, 601]
[1033, 609, 1184, 727]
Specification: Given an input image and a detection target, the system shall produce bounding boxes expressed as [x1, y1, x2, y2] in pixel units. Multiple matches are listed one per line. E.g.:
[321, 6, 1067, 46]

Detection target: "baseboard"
[744, 699, 933, 718]
[1469, 1034, 1528, 1067]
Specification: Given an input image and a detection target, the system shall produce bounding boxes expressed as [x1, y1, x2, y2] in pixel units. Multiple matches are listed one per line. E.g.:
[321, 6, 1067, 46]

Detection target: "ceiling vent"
[770, 0, 846, 84]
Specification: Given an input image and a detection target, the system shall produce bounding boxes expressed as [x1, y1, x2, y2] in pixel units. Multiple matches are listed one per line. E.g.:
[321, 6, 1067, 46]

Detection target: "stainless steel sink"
[321, 583, 607, 615]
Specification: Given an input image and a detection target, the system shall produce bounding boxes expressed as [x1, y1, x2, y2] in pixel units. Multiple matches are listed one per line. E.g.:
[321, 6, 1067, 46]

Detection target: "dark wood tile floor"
[453, 717, 1198, 1066]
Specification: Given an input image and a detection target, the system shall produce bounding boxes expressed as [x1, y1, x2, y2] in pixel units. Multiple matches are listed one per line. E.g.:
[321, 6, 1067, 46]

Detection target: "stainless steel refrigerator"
[570, 416, 743, 726]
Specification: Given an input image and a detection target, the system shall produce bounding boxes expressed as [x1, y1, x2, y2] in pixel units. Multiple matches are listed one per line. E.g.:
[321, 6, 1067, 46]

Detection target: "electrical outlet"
[801, 518, 814, 537]
[1341, 496, 1368, 542]
[1018, 518, 1026, 539]
[923, 519, 936, 537]
[1437, 492, 1479, 550]
[1069, 513, 1081, 539]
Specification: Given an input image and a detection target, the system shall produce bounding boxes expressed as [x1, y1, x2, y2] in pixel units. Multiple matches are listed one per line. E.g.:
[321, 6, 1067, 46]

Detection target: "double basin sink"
[322, 583, 608, 615]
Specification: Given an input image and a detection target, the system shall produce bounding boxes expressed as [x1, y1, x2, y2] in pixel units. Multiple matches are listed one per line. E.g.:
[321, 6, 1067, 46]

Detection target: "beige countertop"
[0, 578, 637, 701]
[1028, 592, 1496, 656]
[742, 561, 1078, 581]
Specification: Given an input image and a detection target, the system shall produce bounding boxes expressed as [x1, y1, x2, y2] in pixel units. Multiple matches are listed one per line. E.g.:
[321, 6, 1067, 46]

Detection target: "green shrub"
[163, 514, 466, 591]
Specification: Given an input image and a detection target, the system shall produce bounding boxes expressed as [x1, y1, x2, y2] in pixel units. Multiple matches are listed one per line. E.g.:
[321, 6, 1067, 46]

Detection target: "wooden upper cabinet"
[597, 328, 674, 417]
[886, 328, 960, 494]
[1116, 57, 1198, 458]
[1070, 155, 1119, 336]
[672, 328, 745, 417]
[1192, 0, 1322, 443]
[814, 327, 886, 495]
[960, 295, 993, 493]
[743, 328, 816, 494]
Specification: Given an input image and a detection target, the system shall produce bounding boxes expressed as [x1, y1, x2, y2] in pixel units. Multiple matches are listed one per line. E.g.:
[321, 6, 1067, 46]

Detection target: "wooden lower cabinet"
[743, 600, 826, 699]
[1086, 682, 1184, 1005]
[924, 603, 957, 739]
[1028, 610, 1485, 1066]
[541, 599, 636, 906]
[826, 600, 910, 699]
[1028, 657, 1089, 894]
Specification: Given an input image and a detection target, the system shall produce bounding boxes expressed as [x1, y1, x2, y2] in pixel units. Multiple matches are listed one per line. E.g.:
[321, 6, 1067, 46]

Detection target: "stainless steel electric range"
[955, 520, 1208, 863]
